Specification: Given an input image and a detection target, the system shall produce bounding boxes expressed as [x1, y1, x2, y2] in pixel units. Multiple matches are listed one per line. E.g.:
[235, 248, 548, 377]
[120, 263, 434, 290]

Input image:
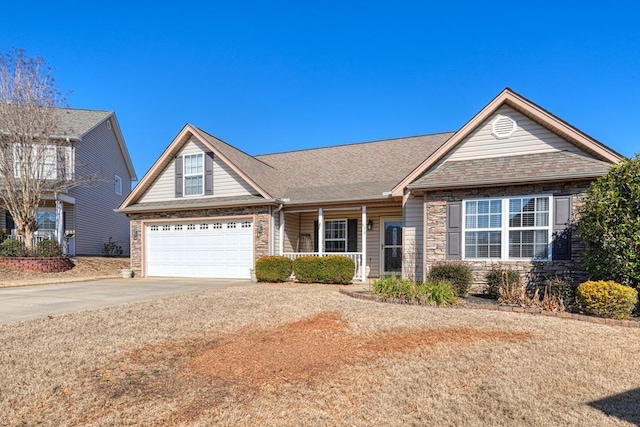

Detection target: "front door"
[381, 218, 402, 275]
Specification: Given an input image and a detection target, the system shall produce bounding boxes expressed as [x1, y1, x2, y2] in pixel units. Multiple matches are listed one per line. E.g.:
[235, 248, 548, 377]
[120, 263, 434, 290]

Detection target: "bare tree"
[0, 49, 71, 252]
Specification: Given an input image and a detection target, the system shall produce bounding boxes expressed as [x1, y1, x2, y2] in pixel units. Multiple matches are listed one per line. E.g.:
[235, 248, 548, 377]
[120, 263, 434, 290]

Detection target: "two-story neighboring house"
[1, 108, 137, 255]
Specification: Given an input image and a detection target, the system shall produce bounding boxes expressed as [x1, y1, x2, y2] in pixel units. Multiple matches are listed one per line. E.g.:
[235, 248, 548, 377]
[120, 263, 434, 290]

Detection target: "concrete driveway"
[0, 277, 254, 324]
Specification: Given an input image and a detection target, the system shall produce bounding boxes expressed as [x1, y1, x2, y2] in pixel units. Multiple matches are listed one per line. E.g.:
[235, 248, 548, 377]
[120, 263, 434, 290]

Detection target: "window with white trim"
[463, 196, 552, 260]
[183, 153, 204, 196]
[37, 209, 56, 232]
[115, 175, 122, 195]
[14, 144, 57, 179]
[325, 220, 346, 252]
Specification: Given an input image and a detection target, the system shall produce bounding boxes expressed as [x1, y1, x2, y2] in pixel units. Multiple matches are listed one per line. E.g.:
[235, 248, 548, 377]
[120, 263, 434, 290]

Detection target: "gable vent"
[491, 114, 517, 139]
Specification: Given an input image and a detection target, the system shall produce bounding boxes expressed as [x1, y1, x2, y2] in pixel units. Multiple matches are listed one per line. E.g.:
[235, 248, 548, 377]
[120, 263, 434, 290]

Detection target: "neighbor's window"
[37, 209, 56, 232]
[115, 175, 122, 195]
[184, 153, 204, 196]
[463, 196, 551, 260]
[324, 220, 346, 252]
[13, 144, 57, 179]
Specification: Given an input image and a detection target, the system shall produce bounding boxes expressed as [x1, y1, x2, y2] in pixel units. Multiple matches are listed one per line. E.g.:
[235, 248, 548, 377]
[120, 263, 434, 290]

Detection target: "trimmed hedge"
[293, 255, 355, 284]
[576, 280, 638, 320]
[36, 239, 62, 257]
[428, 262, 473, 297]
[0, 238, 26, 257]
[255, 256, 293, 282]
[485, 268, 521, 299]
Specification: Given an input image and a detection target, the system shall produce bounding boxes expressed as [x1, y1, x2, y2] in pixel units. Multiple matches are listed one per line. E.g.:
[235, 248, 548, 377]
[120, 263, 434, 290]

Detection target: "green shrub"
[485, 268, 521, 299]
[293, 256, 322, 283]
[319, 255, 355, 284]
[36, 239, 62, 257]
[576, 280, 638, 320]
[255, 256, 292, 282]
[578, 155, 640, 288]
[428, 262, 474, 297]
[372, 277, 457, 306]
[0, 238, 26, 257]
[293, 256, 355, 284]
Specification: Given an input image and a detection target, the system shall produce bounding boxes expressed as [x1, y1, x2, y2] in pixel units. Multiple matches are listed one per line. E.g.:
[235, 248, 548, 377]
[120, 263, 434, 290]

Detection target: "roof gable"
[119, 124, 276, 209]
[392, 88, 623, 196]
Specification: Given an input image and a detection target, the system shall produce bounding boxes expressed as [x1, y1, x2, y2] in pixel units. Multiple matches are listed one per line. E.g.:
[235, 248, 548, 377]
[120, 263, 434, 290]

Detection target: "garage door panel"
[146, 220, 253, 279]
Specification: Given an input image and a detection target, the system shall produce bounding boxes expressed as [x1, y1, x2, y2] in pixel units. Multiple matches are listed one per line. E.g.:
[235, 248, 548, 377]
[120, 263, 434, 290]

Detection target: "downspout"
[271, 201, 285, 255]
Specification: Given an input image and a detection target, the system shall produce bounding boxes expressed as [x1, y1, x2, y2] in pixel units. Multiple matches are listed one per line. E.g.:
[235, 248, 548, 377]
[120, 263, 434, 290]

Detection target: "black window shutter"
[313, 220, 319, 252]
[446, 201, 462, 260]
[175, 156, 183, 198]
[347, 219, 358, 252]
[552, 196, 572, 260]
[5, 210, 15, 230]
[204, 152, 214, 195]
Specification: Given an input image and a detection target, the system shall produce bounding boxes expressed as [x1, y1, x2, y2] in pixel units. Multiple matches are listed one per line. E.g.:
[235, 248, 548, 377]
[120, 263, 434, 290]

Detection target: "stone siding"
[424, 181, 591, 292]
[127, 206, 271, 277]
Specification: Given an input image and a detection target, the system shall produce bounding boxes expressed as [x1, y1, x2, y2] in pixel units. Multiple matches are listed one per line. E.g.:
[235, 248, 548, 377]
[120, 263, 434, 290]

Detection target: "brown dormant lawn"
[1, 283, 639, 426]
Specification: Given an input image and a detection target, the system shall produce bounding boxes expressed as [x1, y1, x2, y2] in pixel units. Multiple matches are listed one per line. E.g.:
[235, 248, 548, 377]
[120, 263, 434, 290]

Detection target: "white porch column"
[55, 198, 65, 255]
[318, 208, 324, 256]
[361, 206, 367, 281]
[279, 210, 285, 256]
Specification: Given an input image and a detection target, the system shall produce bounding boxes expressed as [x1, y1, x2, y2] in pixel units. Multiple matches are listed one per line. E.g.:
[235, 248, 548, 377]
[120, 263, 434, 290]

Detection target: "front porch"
[277, 204, 403, 281]
[1, 193, 76, 255]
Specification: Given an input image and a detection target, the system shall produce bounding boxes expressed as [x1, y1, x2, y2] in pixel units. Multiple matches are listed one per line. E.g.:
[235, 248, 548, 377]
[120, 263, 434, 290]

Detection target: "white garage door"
[145, 220, 253, 279]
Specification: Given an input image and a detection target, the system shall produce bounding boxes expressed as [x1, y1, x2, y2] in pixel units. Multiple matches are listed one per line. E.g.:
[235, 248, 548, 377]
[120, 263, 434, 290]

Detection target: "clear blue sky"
[2, 1, 639, 180]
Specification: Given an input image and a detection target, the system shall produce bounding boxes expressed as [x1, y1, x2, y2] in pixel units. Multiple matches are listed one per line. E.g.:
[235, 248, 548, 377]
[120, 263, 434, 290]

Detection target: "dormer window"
[184, 153, 204, 196]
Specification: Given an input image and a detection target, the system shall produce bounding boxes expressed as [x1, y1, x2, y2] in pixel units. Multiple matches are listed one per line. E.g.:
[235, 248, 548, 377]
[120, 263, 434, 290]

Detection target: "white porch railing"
[282, 252, 364, 281]
[7, 232, 75, 255]
[10, 233, 55, 246]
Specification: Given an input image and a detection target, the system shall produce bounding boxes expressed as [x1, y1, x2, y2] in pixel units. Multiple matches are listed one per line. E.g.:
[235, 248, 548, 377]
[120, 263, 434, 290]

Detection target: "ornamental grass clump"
[428, 262, 473, 297]
[372, 277, 457, 306]
[255, 256, 293, 282]
[576, 280, 638, 320]
[485, 268, 521, 299]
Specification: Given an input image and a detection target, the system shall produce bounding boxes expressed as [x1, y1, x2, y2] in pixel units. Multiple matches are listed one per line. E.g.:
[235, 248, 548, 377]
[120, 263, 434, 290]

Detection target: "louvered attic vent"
[491, 114, 517, 139]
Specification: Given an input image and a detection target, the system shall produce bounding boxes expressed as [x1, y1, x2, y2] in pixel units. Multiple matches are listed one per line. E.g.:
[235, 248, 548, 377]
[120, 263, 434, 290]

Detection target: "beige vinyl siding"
[283, 213, 300, 252]
[447, 106, 587, 161]
[214, 157, 257, 196]
[138, 137, 257, 203]
[70, 117, 133, 255]
[403, 194, 424, 282]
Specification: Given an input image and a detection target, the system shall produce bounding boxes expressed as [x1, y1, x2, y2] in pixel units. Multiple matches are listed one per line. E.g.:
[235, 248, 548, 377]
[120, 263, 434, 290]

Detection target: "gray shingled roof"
[256, 132, 454, 202]
[195, 127, 286, 197]
[55, 108, 112, 138]
[408, 151, 613, 190]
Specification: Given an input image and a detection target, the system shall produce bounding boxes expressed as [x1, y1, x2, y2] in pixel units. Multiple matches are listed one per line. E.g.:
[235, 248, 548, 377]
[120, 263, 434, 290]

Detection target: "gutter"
[407, 171, 609, 192]
[115, 198, 279, 214]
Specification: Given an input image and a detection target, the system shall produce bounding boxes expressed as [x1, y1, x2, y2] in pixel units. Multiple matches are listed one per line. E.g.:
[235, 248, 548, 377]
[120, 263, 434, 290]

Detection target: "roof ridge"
[255, 131, 456, 157]
[193, 125, 277, 170]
